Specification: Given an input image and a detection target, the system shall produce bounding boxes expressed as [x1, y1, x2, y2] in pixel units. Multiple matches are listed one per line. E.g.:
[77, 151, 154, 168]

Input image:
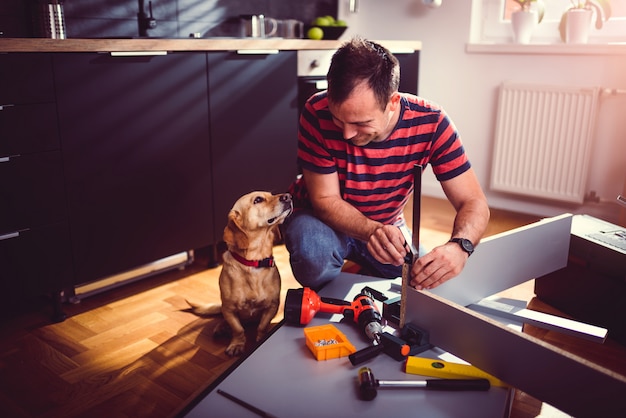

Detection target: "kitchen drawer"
[0, 53, 55, 104]
[0, 150, 67, 233]
[0, 102, 60, 156]
[0, 221, 73, 315]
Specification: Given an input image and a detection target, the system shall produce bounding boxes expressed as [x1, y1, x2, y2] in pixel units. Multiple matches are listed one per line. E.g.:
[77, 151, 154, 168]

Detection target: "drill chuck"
[362, 321, 384, 341]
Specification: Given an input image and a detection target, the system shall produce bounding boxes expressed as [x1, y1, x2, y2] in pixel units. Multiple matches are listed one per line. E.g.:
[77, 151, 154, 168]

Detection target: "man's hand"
[366, 225, 410, 266]
[410, 241, 469, 290]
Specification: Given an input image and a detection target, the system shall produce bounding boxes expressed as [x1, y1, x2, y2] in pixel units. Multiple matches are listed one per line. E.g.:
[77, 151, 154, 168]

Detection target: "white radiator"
[490, 82, 600, 204]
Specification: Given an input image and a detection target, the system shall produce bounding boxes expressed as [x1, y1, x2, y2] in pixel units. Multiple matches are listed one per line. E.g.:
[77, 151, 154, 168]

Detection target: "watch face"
[461, 239, 474, 253]
[451, 238, 474, 255]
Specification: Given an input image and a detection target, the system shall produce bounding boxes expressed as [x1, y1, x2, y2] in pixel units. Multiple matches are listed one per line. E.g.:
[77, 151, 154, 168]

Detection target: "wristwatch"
[449, 238, 474, 256]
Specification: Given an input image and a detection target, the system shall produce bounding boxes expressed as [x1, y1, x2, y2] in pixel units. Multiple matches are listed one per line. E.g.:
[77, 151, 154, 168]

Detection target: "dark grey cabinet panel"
[0, 103, 60, 156]
[0, 151, 67, 233]
[0, 222, 74, 315]
[54, 52, 214, 284]
[0, 53, 56, 104]
[208, 50, 298, 241]
[0, 52, 70, 318]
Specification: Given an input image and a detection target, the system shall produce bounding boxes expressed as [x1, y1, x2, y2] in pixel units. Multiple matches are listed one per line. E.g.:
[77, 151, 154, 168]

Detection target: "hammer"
[357, 367, 490, 401]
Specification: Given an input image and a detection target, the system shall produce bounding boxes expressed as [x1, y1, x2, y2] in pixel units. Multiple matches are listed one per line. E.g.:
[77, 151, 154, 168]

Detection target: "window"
[473, 0, 626, 44]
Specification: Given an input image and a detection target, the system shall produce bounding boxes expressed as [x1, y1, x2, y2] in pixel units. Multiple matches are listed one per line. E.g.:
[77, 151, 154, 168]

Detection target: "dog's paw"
[225, 341, 246, 357]
[256, 330, 267, 342]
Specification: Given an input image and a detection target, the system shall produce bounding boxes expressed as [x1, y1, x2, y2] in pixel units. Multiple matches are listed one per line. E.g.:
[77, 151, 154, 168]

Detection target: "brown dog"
[187, 191, 293, 356]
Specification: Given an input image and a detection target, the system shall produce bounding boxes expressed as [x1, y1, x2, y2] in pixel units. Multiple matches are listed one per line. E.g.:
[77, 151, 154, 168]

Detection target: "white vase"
[565, 8, 593, 44]
[511, 10, 538, 44]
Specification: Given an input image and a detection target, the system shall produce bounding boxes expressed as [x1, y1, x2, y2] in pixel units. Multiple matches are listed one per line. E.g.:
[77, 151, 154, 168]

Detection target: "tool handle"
[426, 378, 490, 391]
[319, 296, 352, 314]
[349, 344, 383, 366]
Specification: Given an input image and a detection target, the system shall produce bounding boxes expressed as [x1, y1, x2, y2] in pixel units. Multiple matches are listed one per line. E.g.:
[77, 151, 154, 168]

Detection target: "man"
[283, 37, 489, 291]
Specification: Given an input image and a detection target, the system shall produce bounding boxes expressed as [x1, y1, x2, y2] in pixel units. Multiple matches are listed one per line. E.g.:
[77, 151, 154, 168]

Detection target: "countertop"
[0, 38, 421, 53]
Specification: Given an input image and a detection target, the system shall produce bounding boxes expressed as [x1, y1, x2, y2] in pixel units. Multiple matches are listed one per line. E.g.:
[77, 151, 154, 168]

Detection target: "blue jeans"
[282, 209, 426, 290]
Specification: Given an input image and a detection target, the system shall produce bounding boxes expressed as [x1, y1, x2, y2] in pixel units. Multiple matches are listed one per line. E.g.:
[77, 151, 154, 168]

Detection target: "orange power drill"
[284, 287, 383, 340]
[284, 287, 410, 364]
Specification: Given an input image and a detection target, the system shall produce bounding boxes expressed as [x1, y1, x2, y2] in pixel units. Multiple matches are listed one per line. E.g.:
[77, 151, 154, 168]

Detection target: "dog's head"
[224, 192, 293, 250]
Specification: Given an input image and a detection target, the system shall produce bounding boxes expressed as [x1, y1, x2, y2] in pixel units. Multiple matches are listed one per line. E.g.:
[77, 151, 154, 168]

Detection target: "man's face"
[328, 82, 400, 147]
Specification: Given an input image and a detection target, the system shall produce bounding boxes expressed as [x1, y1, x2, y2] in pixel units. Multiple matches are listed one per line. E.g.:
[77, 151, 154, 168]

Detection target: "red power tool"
[284, 287, 382, 339]
[285, 287, 410, 364]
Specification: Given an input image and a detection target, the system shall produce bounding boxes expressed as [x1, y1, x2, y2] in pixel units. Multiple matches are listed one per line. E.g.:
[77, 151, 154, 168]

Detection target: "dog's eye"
[253, 196, 265, 204]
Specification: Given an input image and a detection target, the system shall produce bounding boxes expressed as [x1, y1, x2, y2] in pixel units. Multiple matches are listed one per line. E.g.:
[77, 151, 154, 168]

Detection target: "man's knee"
[283, 211, 346, 289]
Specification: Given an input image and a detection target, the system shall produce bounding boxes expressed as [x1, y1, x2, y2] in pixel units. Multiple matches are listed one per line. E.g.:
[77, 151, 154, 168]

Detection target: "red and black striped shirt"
[290, 92, 470, 225]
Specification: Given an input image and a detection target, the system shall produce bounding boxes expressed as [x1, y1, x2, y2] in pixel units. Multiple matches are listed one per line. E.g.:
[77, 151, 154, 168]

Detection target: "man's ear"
[389, 92, 401, 109]
[223, 210, 249, 249]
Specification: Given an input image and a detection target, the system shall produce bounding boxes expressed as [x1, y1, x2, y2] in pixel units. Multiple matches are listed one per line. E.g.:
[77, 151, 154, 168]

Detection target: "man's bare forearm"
[450, 198, 490, 245]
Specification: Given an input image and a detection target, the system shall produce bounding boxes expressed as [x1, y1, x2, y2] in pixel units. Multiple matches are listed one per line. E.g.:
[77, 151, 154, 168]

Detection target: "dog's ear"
[224, 210, 249, 249]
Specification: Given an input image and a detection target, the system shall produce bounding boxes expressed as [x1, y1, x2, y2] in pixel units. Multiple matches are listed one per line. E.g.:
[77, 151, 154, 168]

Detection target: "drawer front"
[0, 53, 55, 104]
[0, 151, 67, 233]
[0, 103, 60, 156]
[0, 221, 73, 313]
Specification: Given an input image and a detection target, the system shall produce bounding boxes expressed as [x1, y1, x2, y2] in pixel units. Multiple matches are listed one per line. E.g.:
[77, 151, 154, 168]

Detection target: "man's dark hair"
[327, 37, 400, 111]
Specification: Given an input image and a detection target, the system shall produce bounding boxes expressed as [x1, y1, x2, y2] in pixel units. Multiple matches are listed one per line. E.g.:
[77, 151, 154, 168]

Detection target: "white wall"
[338, 0, 626, 224]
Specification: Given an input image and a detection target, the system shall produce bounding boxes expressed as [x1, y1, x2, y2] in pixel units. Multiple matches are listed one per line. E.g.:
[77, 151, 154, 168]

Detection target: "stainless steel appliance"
[239, 14, 278, 38]
[278, 19, 304, 39]
[297, 49, 336, 112]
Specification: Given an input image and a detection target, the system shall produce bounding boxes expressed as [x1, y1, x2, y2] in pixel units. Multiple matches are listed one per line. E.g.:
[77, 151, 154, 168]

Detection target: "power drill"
[284, 287, 409, 364]
[284, 287, 383, 340]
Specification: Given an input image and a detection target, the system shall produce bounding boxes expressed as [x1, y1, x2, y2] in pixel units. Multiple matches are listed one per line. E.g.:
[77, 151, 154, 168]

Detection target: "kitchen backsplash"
[0, 0, 337, 38]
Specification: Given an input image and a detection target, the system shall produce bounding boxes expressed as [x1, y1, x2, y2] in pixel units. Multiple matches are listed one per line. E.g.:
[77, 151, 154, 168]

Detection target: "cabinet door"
[0, 53, 71, 316]
[0, 151, 67, 233]
[208, 51, 298, 242]
[0, 222, 73, 315]
[0, 53, 55, 104]
[0, 103, 60, 156]
[54, 52, 213, 284]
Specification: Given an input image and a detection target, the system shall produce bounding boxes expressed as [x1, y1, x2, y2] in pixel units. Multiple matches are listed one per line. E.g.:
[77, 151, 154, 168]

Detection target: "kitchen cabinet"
[1, 43, 416, 319]
[0, 53, 72, 320]
[208, 50, 299, 241]
[53, 52, 214, 285]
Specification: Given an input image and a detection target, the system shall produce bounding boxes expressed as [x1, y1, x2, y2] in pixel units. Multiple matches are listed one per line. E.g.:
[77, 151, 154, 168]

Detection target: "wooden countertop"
[0, 38, 421, 53]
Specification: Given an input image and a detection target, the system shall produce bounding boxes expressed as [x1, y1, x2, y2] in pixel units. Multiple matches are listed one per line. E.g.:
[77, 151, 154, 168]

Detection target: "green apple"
[307, 27, 324, 40]
[335, 19, 347, 27]
[312, 16, 332, 27]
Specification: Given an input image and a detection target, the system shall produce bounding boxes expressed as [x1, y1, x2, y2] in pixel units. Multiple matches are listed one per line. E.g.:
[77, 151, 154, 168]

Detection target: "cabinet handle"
[236, 49, 279, 55]
[0, 231, 20, 241]
[110, 51, 168, 57]
[0, 155, 18, 163]
[0, 104, 15, 111]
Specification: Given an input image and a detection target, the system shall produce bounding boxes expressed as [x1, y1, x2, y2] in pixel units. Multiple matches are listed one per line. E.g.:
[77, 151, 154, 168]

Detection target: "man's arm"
[411, 167, 490, 290]
[303, 168, 408, 265]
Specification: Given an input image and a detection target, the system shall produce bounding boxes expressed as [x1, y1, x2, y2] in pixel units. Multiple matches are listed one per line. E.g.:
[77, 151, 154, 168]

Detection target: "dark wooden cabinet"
[0, 53, 72, 319]
[208, 50, 299, 240]
[53, 52, 214, 285]
[1, 46, 416, 319]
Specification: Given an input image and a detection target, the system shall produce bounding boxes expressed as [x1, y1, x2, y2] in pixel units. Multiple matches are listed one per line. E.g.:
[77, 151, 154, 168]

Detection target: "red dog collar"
[229, 251, 275, 268]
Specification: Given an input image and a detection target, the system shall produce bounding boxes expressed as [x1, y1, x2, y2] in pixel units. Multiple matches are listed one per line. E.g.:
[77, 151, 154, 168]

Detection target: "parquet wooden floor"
[1, 197, 567, 418]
